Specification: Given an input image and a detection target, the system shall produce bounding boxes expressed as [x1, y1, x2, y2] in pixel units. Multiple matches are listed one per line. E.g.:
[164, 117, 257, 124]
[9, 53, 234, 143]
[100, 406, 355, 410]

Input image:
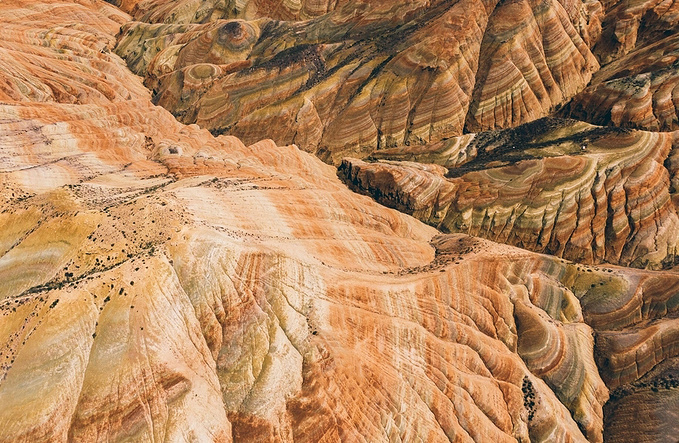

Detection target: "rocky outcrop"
[592, 0, 679, 65]
[558, 0, 679, 133]
[339, 119, 679, 268]
[604, 357, 679, 442]
[114, 0, 345, 21]
[463, 0, 598, 133]
[115, 0, 598, 163]
[0, 1, 609, 442]
[0, 1, 144, 103]
[5, 1, 679, 442]
[564, 33, 679, 131]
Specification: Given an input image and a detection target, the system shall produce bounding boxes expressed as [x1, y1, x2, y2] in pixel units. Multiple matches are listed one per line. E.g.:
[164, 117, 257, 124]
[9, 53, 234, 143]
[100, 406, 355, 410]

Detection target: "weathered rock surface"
[4, 0, 679, 442]
[0, 1, 143, 104]
[114, 0, 345, 21]
[115, 0, 598, 162]
[340, 119, 679, 269]
[604, 357, 679, 442]
[592, 0, 679, 65]
[0, 1, 605, 442]
[565, 33, 679, 131]
[556, 0, 679, 132]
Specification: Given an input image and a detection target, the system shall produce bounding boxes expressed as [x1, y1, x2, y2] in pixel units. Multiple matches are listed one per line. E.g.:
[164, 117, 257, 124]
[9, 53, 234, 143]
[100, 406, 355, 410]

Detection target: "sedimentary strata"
[0, 1, 143, 103]
[340, 119, 679, 268]
[115, 0, 597, 162]
[604, 357, 679, 442]
[114, 0, 344, 21]
[593, 0, 679, 65]
[565, 33, 679, 131]
[3, 0, 679, 442]
[0, 1, 606, 442]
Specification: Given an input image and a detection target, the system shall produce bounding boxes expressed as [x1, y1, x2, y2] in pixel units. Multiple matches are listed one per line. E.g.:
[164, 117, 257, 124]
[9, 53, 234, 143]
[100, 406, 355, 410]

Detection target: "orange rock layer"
[0, 1, 606, 442]
[115, 0, 598, 162]
[114, 0, 346, 21]
[565, 33, 679, 131]
[593, 0, 679, 64]
[340, 119, 679, 268]
[3, 1, 679, 442]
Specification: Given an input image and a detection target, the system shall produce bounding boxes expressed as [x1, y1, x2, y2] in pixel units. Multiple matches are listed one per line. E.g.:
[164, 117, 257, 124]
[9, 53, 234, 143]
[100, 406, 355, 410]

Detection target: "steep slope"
[0, 1, 603, 442]
[115, 0, 598, 163]
[0, 0, 142, 103]
[565, 33, 679, 131]
[559, 0, 679, 131]
[592, 0, 679, 65]
[4, 0, 679, 442]
[340, 119, 679, 269]
[115, 0, 346, 21]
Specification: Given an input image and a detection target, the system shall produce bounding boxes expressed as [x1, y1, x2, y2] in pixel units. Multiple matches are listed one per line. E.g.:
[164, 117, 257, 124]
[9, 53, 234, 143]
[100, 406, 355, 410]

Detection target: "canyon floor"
[1, 0, 679, 442]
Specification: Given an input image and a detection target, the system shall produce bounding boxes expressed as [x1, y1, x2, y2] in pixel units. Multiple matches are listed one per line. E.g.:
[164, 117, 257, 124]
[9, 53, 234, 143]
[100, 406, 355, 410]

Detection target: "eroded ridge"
[3, 0, 679, 442]
[340, 119, 679, 269]
[0, 1, 597, 442]
[565, 33, 679, 131]
[114, 0, 597, 163]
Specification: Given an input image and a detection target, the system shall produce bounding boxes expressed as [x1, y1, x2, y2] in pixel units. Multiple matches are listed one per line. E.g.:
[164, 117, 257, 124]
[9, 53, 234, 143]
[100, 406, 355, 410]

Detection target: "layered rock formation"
[604, 357, 679, 442]
[565, 33, 679, 131]
[340, 119, 679, 269]
[592, 0, 679, 65]
[114, 0, 344, 21]
[0, 1, 142, 104]
[0, 1, 605, 442]
[4, 0, 679, 442]
[558, 0, 679, 131]
[115, 0, 598, 162]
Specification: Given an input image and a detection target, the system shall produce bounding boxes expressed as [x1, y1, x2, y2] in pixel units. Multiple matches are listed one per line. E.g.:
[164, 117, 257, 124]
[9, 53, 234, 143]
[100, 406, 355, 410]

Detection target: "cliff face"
[111, 0, 347, 21]
[561, 0, 679, 130]
[3, 0, 679, 442]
